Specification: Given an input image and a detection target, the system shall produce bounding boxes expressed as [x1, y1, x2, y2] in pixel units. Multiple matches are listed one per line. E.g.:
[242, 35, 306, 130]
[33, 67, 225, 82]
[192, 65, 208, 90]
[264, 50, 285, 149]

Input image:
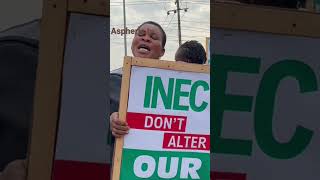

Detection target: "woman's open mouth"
[137, 44, 150, 53]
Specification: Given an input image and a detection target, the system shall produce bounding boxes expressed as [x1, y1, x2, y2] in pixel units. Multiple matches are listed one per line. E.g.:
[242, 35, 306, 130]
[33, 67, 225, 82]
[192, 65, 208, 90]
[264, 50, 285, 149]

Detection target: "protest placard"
[112, 57, 210, 180]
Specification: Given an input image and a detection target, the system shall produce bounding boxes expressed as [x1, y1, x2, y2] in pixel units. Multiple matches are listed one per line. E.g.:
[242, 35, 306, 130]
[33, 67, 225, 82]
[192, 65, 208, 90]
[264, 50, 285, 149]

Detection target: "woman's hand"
[0, 159, 26, 180]
[110, 112, 130, 138]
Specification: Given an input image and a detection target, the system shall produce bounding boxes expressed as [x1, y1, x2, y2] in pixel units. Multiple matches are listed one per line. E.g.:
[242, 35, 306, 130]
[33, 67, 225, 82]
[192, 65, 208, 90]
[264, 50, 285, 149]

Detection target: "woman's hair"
[136, 21, 166, 48]
[175, 40, 207, 64]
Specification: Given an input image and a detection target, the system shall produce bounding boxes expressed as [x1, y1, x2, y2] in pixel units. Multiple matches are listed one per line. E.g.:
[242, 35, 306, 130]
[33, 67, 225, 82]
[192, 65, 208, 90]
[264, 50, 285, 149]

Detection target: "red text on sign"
[127, 112, 187, 132]
[163, 133, 210, 151]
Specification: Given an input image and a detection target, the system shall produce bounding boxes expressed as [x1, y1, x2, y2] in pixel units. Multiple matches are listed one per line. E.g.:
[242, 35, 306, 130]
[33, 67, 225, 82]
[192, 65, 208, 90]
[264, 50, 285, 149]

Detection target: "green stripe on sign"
[120, 149, 210, 180]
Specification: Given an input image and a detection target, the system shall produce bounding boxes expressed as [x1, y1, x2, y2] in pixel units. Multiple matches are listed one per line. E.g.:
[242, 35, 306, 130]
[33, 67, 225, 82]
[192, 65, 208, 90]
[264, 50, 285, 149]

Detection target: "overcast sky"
[110, 0, 210, 70]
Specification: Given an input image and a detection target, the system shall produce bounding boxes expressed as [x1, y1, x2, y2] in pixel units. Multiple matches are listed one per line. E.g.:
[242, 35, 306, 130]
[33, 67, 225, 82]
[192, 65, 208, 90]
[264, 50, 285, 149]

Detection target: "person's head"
[131, 21, 166, 59]
[175, 40, 207, 64]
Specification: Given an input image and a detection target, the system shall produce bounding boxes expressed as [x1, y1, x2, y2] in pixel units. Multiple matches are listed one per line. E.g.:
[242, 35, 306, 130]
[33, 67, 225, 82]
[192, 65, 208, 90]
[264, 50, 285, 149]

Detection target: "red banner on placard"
[163, 133, 210, 151]
[127, 112, 187, 132]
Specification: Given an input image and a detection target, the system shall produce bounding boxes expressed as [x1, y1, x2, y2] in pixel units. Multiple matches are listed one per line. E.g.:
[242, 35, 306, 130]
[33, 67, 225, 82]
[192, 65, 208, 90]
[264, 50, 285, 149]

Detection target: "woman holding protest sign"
[110, 26, 208, 137]
[110, 21, 167, 137]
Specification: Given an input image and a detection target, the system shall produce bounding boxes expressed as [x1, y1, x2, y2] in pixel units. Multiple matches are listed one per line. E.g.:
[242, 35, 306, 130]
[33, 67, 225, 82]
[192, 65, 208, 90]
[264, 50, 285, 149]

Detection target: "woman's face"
[131, 23, 165, 59]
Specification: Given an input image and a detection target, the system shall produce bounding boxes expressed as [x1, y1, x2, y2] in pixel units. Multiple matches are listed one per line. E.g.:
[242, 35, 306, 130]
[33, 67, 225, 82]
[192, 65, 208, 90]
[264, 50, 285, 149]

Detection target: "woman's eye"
[138, 31, 145, 36]
[151, 34, 158, 40]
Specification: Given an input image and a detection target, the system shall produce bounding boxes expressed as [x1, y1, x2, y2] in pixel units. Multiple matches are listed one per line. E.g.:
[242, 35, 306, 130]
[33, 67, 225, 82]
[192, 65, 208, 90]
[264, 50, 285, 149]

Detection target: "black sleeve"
[109, 73, 122, 115]
[108, 73, 122, 146]
[0, 36, 38, 171]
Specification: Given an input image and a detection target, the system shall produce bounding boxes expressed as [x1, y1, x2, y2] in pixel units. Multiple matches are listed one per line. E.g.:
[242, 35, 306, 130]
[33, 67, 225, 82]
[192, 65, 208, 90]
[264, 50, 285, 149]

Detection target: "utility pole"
[167, 1, 188, 46]
[123, 0, 127, 56]
[176, 0, 181, 45]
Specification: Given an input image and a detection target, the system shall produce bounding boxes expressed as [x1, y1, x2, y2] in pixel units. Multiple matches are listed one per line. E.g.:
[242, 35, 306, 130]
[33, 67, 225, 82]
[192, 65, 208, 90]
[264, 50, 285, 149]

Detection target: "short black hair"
[175, 40, 207, 64]
[137, 21, 166, 49]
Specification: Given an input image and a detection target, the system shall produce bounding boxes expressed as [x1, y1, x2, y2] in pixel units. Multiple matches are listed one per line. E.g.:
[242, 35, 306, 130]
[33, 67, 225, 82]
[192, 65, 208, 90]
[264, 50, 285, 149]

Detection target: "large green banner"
[211, 28, 320, 180]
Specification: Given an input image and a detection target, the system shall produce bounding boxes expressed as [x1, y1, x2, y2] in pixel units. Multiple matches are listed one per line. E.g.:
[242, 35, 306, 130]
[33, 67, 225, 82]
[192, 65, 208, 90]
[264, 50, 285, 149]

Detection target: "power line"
[110, 1, 209, 7]
[111, 0, 173, 2]
[183, 1, 209, 3]
[180, 16, 209, 21]
[181, 20, 209, 24]
[160, 15, 170, 26]
[182, 25, 209, 30]
[110, 2, 172, 6]
[162, 1, 169, 11]
[111, 22, 209, 28]
[160, 2, 170, 25]
[166, 0, 189, 46]
[166, 27, 208, 33]
[184, 2, 209, 5]
[165, 13, 176, 30]
[180, 11, 186, 20]
[107, 0, 208, 3]
[167, 34, 208, 38]
[111, 21, 199, 26]
[111, 19, 171, 26]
